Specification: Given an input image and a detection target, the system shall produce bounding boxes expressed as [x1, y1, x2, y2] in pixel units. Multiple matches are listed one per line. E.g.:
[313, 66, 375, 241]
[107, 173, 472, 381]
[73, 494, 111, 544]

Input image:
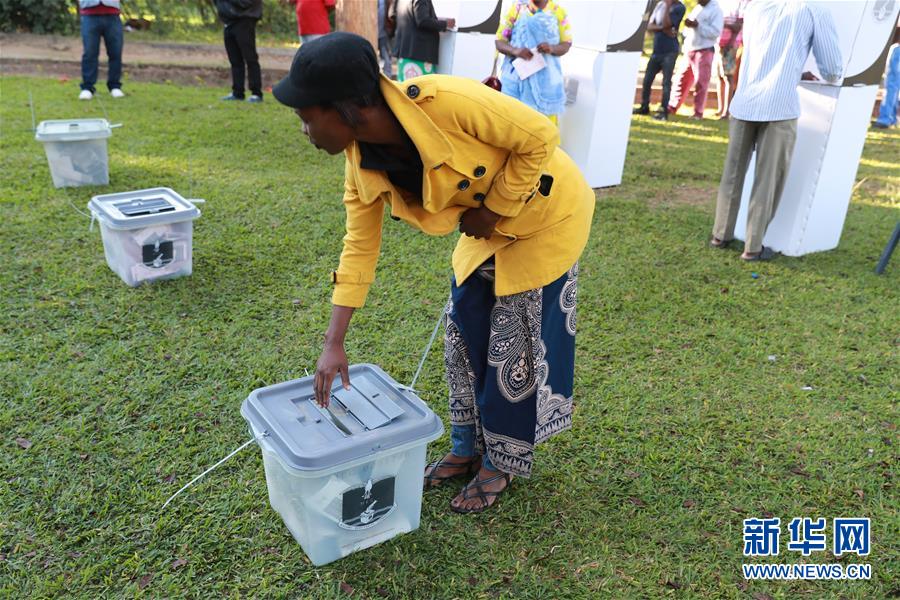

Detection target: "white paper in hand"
[512, 49, 546, 80]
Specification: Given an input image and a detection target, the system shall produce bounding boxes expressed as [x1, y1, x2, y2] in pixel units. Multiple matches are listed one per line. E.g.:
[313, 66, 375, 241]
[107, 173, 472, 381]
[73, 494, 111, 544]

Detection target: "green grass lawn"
[1, 76, 897, 599]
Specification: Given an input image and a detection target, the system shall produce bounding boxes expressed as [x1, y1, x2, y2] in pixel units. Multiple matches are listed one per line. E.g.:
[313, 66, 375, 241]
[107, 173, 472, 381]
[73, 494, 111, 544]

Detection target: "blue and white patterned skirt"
[443, 260, 578, 477]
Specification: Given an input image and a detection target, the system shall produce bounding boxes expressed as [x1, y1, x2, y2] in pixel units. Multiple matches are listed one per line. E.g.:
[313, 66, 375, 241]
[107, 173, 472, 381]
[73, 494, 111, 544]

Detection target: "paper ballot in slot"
[331, 384, 404, 431]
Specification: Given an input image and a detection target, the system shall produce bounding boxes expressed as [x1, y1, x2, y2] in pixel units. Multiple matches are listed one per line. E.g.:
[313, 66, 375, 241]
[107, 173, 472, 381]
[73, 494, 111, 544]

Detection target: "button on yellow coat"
[332, 74, 595, 308]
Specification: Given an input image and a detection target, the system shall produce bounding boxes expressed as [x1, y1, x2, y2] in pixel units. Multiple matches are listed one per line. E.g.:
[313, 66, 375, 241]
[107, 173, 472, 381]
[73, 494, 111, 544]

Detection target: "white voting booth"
[734, 0, 900, 256]
[434, 0, 652, 188]
[435, 0, 502, 81]
[559, 0, 649, 187]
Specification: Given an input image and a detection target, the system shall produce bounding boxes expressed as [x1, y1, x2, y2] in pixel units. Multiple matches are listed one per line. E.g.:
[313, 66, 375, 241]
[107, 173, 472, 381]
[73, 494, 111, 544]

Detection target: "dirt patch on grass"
[852, 176, 900, 204]
[0, 32, 292, 89]
[648, 184, 718, 209]
[1, 58, 287, 89]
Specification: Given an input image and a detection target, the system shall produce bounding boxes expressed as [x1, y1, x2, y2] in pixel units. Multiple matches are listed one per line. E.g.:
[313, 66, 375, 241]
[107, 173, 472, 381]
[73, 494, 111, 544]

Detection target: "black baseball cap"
[273, 32, 380, 109]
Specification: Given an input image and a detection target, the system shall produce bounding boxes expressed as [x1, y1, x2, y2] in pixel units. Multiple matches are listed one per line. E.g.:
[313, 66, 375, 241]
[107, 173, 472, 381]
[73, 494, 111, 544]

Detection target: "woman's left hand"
[459, 205, 502, 239]
[536, 42, 553, 55]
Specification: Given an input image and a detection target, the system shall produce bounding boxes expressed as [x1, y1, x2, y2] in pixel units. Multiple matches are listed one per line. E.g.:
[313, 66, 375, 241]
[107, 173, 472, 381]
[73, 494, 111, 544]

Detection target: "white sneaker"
[110, 88, 125, 98]
[78, 90, 93, 100]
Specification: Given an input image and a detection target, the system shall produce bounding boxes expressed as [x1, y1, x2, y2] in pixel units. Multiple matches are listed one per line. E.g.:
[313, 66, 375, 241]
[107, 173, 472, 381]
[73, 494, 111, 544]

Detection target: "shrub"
[0, 0, 296, 36]
[0, 0, 77, 34]
[125, 0, 296, 36]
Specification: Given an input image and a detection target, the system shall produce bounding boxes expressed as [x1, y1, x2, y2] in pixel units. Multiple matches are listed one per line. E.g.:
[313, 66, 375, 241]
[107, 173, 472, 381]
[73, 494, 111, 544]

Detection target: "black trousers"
[640, 51, 678, 111]
[224, 18, 262, 97]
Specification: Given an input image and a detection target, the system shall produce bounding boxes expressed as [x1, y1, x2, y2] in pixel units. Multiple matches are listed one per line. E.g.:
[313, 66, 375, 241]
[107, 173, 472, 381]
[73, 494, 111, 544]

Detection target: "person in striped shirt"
[710, 0, 842, 261]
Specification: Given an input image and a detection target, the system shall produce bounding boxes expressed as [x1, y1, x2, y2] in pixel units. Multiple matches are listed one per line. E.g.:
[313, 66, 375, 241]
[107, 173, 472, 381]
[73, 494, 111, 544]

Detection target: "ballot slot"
[115, 197, 177, 217]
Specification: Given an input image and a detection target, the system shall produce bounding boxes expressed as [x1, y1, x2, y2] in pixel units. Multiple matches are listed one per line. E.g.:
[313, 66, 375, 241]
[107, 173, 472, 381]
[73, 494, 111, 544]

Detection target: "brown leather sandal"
[449, 471, 512, 514]
[423, 455, 481, 490]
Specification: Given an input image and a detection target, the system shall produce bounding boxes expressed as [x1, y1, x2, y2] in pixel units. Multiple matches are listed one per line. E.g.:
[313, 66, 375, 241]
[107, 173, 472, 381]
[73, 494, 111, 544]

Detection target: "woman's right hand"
[314, 342, 350, 407]
[516, 47, 534, 60]
[314, 305, 356, 407]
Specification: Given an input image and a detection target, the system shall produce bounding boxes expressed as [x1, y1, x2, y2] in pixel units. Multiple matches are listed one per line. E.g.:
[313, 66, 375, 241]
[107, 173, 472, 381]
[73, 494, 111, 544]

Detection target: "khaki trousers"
[713, 117, 798, 253]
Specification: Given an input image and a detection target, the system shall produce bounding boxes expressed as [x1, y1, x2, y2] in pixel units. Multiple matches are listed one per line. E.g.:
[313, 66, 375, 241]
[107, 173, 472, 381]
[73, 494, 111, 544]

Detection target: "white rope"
[93, 93, 123, 129]
[409, 301, 447, 390]
[161, 431, 267, 511]
[28, 89, 36, 132]
[66, 196, 92, 220]
[59, 186, 94, 227]
[95, 90, 111, 124]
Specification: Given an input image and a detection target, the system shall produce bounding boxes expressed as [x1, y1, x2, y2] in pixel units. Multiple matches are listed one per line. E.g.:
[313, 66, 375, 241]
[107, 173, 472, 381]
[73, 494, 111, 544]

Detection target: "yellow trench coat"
[332, 74, 595, 308]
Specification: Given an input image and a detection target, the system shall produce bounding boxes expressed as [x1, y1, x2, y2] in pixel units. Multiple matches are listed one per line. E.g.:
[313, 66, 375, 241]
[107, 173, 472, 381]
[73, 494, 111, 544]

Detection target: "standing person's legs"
[875, 47, 900, 127]
[712, 118, 758, 244]
[668, 51, 695, 113]
[659, 51, 678, 114]
[720, 44, 738, 116]
[80, 15, 102, 93]
[447, 263, 578, 513]
[731, 46, 743, 105]
[234, 18, 262, 97]
[223, 23, 246, 98]
[300, 33, 325, 43]
[425, 273, 496, 489]
[448, 422, 497, 472]
[639, 53, 663, 111]
[101, 14, 124, 91]
[438, 266, 511, 502]
[378, 35, 393, 78]
[692, 48, 715, 117]
[715, 47, 728, 116]
[743, 119, 797, 255]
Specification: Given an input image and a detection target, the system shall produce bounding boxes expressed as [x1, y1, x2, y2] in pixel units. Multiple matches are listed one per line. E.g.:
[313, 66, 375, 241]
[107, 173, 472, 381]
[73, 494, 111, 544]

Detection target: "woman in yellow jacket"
[273, 32, 594, 513]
